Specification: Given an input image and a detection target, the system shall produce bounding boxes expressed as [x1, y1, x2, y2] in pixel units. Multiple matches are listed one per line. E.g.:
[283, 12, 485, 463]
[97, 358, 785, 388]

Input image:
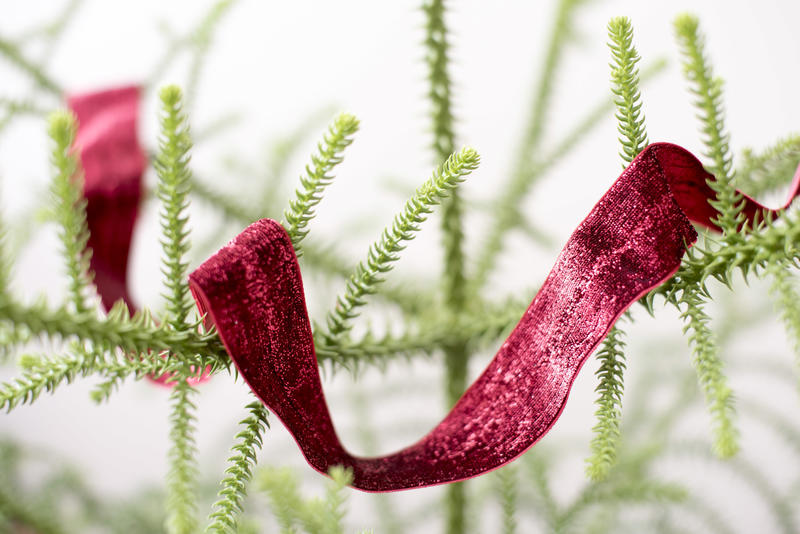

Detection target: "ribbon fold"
[68, 85, 145, 312]
[188, 143, 800, 491]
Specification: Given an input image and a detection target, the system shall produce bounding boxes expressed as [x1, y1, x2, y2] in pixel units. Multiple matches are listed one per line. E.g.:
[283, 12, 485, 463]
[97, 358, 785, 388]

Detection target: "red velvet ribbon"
[187, 143, 800, 491]
[68, 86, 145, 313]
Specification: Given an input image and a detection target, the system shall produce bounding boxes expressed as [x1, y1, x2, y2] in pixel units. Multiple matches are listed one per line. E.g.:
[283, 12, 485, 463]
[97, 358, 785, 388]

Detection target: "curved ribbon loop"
[68, 85, 145, 312]
[189, 142, 796, 492]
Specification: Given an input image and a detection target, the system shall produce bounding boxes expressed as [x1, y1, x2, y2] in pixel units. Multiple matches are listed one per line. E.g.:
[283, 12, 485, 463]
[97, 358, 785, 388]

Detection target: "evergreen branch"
[557, 479, 686, 532]
[522, 451, 559, 529]
[348, 390, 401, 534]
[767, 262, 800, 387]
[586, 16, 648, 482]
[257, 468, 303, 534]
[188, 175, 439, 317]
[322, 466, 352, 534]
[654, 210, 800, 302]
[0, 484, 66, 534]
[149, 0, 236, 89]
[0, 297, 229, 366]
[86, 348, 220, 404]
[166, 380, 199, 534]
[670, 441, 796, 534]
[155, 85, 194, 329]
[521, 0, 588, 157]
[607, 17, 648, 165]
[737, 135, 800, 198]
[420, 15, 472, 531]
[315, 295, 525, 372]
[586, 322, 627, 481]
[674, 14, 741, 235]
[206, 400, 270, 534]
[323, 147, 479, 342]
[494, 466, 518, 534]
[1, 338, 221, 411]
[473, 58, 668, 288]
[422, 0, 465, 310]
[0, 97, 49, 117]
[0, 323, 31, 362]
[185, 0, 239, 110]
[679, 288, 738, 457]
[259, 466, 355, 534]
[190, 174, 259, 224]
[48, 111, 94, 314]
[0, 349, 97, 411]
[283, 113, 360, 254]
[0, 36, 61, 95]
[422, 0, 456, 162]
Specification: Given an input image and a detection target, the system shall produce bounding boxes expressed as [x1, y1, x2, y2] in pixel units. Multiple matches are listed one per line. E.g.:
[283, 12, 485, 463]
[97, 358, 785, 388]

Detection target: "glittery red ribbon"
[68, 85, 145, 313]
[187, 143, 800, 491]
[69, 85, 209, 386]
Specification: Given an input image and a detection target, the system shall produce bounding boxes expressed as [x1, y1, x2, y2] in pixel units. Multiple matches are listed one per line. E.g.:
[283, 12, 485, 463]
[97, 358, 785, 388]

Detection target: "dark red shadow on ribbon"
[68, 85, 208, 386]
[68, 86, 144, 312]
[188, 143, 800, 491]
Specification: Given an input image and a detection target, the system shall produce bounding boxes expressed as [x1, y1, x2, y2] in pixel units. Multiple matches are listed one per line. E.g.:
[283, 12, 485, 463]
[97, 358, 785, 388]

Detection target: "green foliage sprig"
[679, 288, 738, 457]
[737, 135, 800, 198]
[607, 17, 648, 165]
[323, 147, 480, 345]
[155, 85, 201, 534]
[156, 85, 194, 329]
[586, 15, 646, 481]
[283, 113, 360, 255]
[258, 466, 355, 534]
[49, 111, 94, 314]
[674, 14, 742, 236]
[166, 380, 200, 534]
[206, 401, 270, 533]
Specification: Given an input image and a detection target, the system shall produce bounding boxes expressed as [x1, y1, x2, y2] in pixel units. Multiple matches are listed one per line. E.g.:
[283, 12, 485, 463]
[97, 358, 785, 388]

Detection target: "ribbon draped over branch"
[187, 143, 800, 491]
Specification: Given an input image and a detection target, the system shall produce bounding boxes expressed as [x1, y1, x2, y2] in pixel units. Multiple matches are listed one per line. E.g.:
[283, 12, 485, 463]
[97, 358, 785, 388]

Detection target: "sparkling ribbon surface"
[188, 143, 800, 491]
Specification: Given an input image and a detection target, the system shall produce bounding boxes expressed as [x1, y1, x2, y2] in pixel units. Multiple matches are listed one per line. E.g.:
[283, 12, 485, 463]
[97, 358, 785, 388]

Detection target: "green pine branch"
[494, 466, 518, 534]
[421, 5, 469, 527]
[737, 135, 800, 198]
[156, 85, 194, 329]
[587, 322, 627, 481]
[257, 466, 353, 534]
[185, 0, 239, 110]
[653, 209, 800, 304]
[675, 14, 742, 236]
[166, 380, 199, 534]
[0, 297, 228, 366]
[323, 147, 479, 344]
[586, 16, 647, 481]
[679, 288, 738, 457]
[0, 36, 62, 95]
[48, 111, 94, 314]
[258, 468, 302, 533]
[283, 113, 360, 255]
[607, 17, 648, 165]
[767, 262, 800, 388]
[422, 0, 464, 309]
[472, 0, 593, 289]
[521, 0, 588, 157]
[0, 348, 97, 411]
[206, 400, 270, 534]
